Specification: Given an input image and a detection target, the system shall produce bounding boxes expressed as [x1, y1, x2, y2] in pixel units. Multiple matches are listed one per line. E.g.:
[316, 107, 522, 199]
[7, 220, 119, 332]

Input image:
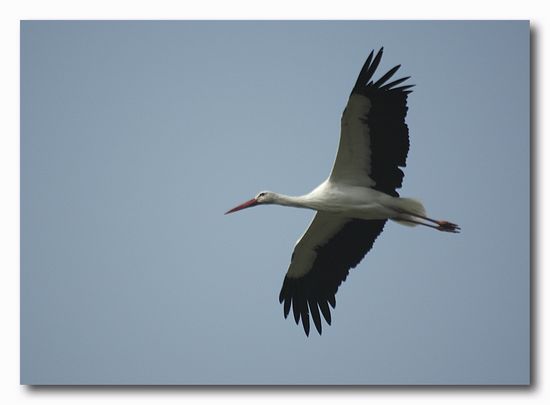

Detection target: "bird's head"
[225, 191, 275, 214]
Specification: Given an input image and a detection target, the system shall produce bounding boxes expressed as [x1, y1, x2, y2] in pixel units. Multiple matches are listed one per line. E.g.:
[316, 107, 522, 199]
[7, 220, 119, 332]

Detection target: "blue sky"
[21, 20, 529, 384]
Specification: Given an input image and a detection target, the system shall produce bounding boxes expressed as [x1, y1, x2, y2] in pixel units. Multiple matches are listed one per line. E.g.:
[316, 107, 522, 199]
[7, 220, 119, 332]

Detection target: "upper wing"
[279, 212, 386, 336]
[329, 48, 412, 196]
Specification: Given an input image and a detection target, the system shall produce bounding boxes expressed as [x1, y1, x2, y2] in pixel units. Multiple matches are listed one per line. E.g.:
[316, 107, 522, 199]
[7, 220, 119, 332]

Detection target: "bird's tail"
[391, 198, 426, 227]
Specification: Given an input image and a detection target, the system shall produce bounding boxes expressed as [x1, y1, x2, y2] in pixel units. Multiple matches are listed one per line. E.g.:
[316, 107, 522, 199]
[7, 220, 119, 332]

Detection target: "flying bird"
[225, 48, 459, 336]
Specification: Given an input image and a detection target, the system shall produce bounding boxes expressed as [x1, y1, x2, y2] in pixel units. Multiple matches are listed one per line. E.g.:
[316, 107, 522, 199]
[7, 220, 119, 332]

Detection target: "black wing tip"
[372, 64, 401, 88]
[293, 307, 300, 325]
[283, 299, 291, 318]
[371, 47, 384, 59]
[302, 313, 310, 336]
[390, 84, 415, 94]
[280, 285, 333, 336]
[319, 301, 332, 325]
[281, 295, 332, 336]
[352, 48, 412, 95]
[285, 303, 327, 336]
[280, 289, 328, 336]
[309, 301, 323, 335]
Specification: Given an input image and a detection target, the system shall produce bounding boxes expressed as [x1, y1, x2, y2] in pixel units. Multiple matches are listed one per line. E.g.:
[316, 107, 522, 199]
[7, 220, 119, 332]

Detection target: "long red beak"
[225, 198, 258, 215]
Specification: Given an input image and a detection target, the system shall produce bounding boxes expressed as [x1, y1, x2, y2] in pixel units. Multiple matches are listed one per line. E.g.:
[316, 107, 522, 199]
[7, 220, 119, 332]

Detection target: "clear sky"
[21, 20, 529, 385]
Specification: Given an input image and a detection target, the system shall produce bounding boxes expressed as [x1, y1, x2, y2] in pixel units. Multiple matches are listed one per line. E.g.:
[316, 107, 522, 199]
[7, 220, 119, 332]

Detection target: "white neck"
[271, 193, 313, 210]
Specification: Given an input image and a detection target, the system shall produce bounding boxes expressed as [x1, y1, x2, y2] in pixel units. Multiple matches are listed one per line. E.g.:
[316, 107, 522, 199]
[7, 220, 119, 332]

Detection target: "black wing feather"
[351, 48, 412, 196]
[372, 64, 401, 87]
[279, 219, 386, 336]
[318, 301, 331, 325]
[360, 48, 384, 87]
[283, 296, 292, 318]
[309, 300, 323, 334]
[379, 76, 410, 91]
[352, 50, 375, 89]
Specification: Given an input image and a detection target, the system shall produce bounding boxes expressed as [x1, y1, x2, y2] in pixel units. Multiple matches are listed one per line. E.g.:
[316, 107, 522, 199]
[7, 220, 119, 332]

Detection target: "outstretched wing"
[278, 49, 413, 336]
[279, 213, 386, 335]
[329, 47, 412, 197]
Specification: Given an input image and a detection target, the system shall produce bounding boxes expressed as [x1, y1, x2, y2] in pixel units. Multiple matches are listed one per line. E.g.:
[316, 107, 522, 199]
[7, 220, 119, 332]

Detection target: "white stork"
[225, 48, 459, 336]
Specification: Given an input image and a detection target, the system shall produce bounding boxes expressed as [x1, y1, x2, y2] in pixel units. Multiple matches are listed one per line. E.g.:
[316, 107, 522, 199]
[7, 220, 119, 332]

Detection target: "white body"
[266, 179, 424, 223]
